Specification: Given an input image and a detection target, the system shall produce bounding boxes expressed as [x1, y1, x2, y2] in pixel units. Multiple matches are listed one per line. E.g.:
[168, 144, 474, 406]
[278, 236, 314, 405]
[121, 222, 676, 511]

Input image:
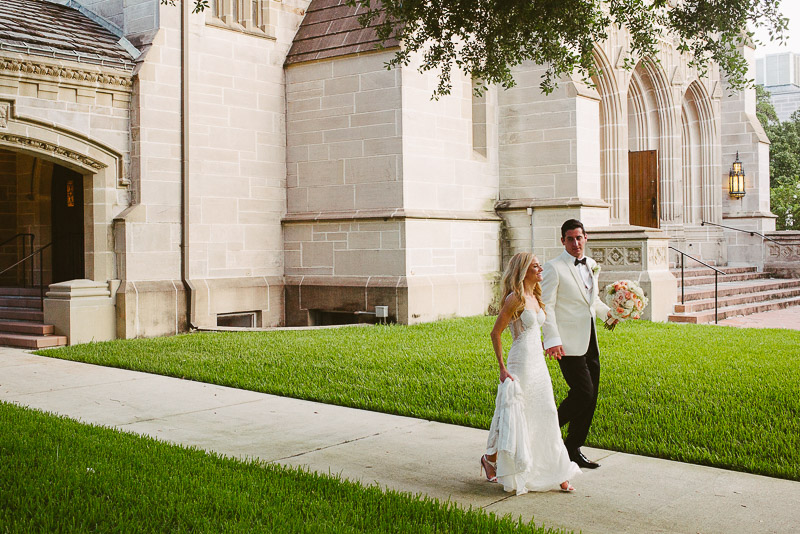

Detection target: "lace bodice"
[509, 307, 546, 340]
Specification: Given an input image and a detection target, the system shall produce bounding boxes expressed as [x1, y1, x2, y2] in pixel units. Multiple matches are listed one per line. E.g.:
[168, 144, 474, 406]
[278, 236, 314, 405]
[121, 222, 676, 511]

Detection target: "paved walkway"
[717, 304, 800, 330]
[2, 348, 799, 534]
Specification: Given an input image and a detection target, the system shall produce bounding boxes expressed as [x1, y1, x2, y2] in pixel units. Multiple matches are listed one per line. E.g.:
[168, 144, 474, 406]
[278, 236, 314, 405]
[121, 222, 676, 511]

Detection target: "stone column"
[43, 279, 118, 345]
[586, 228, 677, 322]
[721, 40, 777, 266]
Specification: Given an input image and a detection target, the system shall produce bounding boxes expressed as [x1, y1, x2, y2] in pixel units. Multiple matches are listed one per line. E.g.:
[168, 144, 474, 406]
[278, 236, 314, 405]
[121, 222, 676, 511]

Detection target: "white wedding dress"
[485, 307, 581, 495]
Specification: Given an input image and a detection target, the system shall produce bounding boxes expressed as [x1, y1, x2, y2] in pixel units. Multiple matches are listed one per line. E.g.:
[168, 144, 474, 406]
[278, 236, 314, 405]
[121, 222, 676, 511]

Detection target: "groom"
[541, 219, 615, 469]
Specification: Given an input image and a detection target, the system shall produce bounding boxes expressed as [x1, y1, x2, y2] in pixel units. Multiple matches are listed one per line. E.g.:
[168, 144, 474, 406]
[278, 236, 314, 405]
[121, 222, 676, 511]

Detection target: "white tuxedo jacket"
[541, 250, 611, 356]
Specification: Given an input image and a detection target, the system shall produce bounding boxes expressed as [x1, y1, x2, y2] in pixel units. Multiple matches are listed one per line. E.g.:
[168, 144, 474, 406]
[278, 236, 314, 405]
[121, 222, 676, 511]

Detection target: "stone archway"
[681, 81, 719, 225]
[592, 46, 627, 224]
[0, 99, 127, 284]
[627, 60, 680, 226]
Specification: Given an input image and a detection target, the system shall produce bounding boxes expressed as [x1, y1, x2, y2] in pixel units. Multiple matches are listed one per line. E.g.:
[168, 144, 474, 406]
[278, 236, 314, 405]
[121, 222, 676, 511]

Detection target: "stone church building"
[0, 0, 784, 345]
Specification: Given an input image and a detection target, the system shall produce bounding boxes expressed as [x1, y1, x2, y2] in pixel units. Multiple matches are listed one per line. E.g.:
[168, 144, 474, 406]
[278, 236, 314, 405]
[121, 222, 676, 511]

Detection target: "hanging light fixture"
[728, 151, 746, 199]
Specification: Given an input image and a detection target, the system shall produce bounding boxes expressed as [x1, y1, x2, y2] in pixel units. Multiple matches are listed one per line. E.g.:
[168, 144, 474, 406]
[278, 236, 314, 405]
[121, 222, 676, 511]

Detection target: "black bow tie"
[574, 258, 587, 266]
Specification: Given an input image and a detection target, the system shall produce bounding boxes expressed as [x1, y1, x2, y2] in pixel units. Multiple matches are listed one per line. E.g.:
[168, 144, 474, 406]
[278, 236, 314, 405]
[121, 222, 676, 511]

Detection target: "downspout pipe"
[527, 207, 534, 252]
[181, 0, 197, 331]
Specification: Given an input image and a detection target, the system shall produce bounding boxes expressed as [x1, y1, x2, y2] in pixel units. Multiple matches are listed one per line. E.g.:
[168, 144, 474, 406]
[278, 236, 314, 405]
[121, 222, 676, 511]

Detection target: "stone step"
[0, 320, 54, 335]
[0, 307, 43, 322]
[668, 296, 800, 324]
[676, 271, 770, 287]
[0, 332, 67, 349]
[678, 279, 800, 302]
[0, 295, 42, 308]
[673, 286, 800, 313]
[0, 287, 42, 297]
[670, 266, 758, 278]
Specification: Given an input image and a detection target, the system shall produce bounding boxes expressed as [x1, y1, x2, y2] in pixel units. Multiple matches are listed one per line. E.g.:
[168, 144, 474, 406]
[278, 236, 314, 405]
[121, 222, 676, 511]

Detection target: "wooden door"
[51, 166, 84, 283]
[628, 150, 660, 228]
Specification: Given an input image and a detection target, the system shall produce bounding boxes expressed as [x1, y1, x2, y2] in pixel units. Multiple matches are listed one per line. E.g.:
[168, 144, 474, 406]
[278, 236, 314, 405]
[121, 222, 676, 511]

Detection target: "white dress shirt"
[575, 256, 593, 293]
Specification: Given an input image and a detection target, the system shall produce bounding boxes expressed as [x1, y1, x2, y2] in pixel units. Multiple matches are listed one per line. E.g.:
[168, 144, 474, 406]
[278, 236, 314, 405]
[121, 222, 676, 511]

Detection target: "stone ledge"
[0, 52, 134, 91]
[283, 208, 501, 223]
[205, 18, 277, 41]
[46, 279, 112, 299]
[495, 197, 611, 210]
[722, 210, 778, 219]
[285, 273, 494, 288]
[585, 225, 670, 240]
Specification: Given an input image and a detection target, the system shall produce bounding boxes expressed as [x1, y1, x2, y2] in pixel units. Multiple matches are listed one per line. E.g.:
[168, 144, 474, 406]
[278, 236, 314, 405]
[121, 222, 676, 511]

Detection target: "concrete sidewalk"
[2, 348, 798, 534]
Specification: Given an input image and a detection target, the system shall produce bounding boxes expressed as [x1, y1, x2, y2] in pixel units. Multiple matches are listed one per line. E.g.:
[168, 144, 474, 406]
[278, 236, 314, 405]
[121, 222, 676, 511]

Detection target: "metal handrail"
[0, 242, 52, 309]
[669, 246, 726, 324]
[701, 220, 782, 245]
[0, 233, 34, 249]
[0, 233, 35, 286]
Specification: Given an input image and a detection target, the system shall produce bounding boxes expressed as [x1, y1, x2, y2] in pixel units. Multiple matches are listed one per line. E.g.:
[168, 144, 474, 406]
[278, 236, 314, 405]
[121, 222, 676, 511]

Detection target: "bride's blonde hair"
[500, 252, 545, 320]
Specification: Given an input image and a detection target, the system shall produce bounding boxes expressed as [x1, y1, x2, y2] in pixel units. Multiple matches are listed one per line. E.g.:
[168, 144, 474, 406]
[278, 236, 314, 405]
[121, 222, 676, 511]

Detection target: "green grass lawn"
[37, 317, 800, 481]
[0, 402, 561, 533]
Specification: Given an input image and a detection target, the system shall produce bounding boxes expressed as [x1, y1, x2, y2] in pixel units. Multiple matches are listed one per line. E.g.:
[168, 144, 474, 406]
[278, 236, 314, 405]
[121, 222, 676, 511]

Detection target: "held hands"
[545, 345, 565, 360]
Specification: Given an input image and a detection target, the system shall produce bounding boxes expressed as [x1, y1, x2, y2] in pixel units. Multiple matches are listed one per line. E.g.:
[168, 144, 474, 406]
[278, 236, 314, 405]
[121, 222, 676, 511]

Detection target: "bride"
[480, 252, 581, 494]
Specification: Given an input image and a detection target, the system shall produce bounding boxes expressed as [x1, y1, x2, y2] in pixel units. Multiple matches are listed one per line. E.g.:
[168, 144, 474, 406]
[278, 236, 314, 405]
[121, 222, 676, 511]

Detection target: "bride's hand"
[499, 368, 514, 383]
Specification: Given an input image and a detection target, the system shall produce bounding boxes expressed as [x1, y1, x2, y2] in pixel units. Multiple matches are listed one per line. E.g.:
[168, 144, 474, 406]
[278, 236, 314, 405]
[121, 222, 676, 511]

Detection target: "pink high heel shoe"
[560, 481, 575, 492]
[480, 454, 497, 483]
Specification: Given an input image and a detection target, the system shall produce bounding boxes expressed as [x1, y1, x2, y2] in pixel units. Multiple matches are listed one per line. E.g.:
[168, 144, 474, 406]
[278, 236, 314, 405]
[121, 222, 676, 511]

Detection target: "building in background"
[756, 52, 800, 121]
[0, 0, 785, 346]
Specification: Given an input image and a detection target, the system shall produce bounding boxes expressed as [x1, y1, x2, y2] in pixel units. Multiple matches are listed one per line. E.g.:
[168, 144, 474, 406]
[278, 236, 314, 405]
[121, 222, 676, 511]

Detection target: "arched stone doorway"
[0, 100, 127, 287]
[0, 149, 87, 288]
[626, 59, 679, 228]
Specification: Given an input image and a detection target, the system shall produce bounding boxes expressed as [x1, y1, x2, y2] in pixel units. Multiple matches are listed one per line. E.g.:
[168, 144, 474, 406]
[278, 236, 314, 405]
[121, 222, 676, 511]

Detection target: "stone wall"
[116, 1, 309, 337]
[497, 62, 609, 264]
[286, 52, 403, 216]
[764, 231, 800, 277]
[400, 57, 501, 321]
[284, 51, 407, 324]
[284, 50, 501, 324]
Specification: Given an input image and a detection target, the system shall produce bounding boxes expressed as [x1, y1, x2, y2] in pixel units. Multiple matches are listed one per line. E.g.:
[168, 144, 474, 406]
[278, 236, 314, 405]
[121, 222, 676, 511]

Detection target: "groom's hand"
[546, 345, 565, 360]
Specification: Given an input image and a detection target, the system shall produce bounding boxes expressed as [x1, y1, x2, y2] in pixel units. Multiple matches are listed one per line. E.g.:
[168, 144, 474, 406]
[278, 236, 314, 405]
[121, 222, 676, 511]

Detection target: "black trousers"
[557, 321, 600, 453]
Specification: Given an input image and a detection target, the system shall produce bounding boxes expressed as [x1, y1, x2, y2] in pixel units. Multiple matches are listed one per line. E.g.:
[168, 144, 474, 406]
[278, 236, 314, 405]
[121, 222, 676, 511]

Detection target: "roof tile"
[286, 0, 399, 66]
[0, 0, 135, 71]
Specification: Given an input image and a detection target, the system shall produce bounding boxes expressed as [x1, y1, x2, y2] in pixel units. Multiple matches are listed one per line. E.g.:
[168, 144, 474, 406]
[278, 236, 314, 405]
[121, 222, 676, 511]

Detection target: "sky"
[753, 2, 800, 57]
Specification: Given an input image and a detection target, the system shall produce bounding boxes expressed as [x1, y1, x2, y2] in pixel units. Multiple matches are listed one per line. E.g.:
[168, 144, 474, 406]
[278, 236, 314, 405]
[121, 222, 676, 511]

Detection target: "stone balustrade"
[765, 231, 800, 278]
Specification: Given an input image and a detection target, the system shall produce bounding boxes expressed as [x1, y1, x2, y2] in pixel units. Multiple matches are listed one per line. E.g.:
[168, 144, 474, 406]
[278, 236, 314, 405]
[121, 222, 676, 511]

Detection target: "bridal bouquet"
[602, 280, 648, 331]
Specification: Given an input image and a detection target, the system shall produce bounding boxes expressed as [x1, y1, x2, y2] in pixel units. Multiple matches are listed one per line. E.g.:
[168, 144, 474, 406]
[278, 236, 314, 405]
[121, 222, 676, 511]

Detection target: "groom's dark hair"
[561, 219, 586, 238]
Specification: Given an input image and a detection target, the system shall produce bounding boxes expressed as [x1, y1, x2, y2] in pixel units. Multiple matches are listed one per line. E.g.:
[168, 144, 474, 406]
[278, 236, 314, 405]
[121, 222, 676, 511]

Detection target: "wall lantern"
[728, 151, 746, 199]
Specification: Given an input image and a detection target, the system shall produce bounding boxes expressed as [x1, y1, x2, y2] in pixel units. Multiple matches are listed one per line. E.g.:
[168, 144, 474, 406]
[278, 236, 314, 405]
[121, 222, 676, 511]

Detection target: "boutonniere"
[591, 264, 601, 276]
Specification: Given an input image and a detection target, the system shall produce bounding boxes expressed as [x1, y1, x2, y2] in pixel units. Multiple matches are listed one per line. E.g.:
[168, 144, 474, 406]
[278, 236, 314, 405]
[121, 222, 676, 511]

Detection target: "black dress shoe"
[570, 449, 600, 469]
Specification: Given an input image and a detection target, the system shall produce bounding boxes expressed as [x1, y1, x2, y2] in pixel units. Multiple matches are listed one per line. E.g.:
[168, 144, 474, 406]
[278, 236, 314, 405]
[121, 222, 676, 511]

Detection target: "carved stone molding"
[591, 246, 643, 266]
[0, 133, 105, 170]
[0, 58, 133, 90]
[648, 246, 667, 266]
[0, 102, 8, 129]
[768, 244, 800, 261]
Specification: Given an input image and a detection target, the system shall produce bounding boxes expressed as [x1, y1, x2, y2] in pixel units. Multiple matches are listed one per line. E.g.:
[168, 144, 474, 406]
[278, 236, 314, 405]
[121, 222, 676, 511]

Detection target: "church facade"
[0, 0, 773, 342]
